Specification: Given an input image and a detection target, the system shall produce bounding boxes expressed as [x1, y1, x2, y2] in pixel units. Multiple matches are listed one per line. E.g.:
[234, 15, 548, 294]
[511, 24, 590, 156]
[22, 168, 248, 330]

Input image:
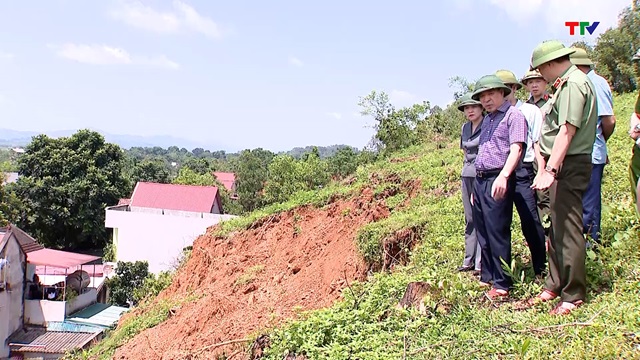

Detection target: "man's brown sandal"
[550, 300, 584, 315]
[513, 289, 558, 310]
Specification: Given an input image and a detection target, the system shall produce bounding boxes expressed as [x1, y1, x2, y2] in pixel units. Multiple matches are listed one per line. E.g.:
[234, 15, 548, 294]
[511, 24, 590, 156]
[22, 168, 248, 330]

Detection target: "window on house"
[0, 258, 7, 290]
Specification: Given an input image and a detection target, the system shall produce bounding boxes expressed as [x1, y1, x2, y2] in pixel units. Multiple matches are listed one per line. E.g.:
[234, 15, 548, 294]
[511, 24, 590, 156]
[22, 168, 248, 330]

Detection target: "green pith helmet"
[457, 92, 482, 112]
[471, 75, 512, 100]
[569, 47, 593, 66]
[495, 69, 523, 90]
[633, 48, 640, 62]
[521, 69, 545, 84]
[530, 40, 576, 69]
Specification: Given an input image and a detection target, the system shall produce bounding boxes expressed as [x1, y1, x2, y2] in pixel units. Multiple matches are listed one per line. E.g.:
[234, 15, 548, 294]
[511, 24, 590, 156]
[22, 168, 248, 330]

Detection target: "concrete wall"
[23, 288, 97, 327]
[0, 233, 26, 359]
[66, 288, 97, 315]
[105, 208, 235, 274]
[12, 351, 64, 359]
[24, 299, 65, 325]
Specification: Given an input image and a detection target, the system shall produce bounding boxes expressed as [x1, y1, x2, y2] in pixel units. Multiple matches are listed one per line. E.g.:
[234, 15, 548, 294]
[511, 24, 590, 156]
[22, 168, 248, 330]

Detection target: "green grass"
[258, 93, 640, 359]
[62, 294, 200, 360]
[73, 94, 640, 359]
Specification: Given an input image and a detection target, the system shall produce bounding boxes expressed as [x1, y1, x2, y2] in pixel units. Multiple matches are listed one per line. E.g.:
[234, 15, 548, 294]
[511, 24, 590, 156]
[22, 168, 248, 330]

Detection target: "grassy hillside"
[259, 92, 640, 359]
[66, 93, 640, 359]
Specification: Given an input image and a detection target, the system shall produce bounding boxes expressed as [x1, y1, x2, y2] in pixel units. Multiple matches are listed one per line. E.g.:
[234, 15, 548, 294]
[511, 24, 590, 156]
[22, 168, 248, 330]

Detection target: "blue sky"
[0, 0, 631, 152]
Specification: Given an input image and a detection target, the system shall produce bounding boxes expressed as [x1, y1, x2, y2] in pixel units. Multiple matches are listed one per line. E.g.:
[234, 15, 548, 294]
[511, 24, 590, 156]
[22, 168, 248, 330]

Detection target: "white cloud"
[51, 43, 179, 69]
[110, 0, 223, 39]
[173, 0, 222, 39]
[389, 89, 418, 107]
[326, 112, 342, 120]
[483, 0, 629, 36]
[0, 52, 15, 60]
[288, 56, 304, 67]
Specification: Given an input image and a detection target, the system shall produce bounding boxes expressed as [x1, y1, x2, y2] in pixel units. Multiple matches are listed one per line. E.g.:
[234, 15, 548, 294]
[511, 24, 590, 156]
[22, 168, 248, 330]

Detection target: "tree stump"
[250, 334, 270, 359]
[397, 281, 434, 315]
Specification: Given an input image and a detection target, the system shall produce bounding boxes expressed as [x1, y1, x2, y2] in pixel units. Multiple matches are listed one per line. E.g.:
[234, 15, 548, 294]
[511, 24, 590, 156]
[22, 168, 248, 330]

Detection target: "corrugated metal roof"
[130, 181, 220, 213]
[9, 329, 99, 354]
[66, 303, 129, 328]
[45, 321, 105, 333]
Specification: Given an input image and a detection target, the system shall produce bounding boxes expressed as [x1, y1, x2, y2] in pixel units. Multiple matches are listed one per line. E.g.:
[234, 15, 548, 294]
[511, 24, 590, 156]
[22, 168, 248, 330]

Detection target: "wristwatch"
[545, 165, 558, 177]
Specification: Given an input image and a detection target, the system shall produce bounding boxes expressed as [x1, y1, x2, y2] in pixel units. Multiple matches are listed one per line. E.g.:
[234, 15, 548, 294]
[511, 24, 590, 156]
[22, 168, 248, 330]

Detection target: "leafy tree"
[359, 90, 431, 155]
[286, 145, 357, 160]
[132, 271, 173, 304]
[191, 147, 205, 157]
[448, 76, 476, 100]
[235, 148, 274, 212]
[590, 4, 639, 92]
[173, 167, 216, 186]
[299, 148, 330, 189]
[107, 261, 149, 307]
[182, 157, 210, 175]
[263, 155, 303, 204]
[328, 146, 359, 179]
[131, 158, 171, 184]
[12, 130, 130, 250]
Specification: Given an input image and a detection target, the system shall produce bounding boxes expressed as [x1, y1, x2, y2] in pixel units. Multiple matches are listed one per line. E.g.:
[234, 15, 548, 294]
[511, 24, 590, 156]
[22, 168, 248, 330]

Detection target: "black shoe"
[457, 265, 474, 272]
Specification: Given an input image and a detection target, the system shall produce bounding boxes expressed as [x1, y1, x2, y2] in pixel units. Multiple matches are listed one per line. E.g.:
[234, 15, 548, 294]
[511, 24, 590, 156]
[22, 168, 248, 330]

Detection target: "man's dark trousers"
[514, 163, 547, 274]
[473, 171, 515, 291]
[583, 163, 605, 243]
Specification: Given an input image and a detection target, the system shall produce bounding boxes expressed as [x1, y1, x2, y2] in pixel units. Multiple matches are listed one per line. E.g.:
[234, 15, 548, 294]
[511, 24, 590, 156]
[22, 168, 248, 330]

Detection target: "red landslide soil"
[113, 187, 393, 360]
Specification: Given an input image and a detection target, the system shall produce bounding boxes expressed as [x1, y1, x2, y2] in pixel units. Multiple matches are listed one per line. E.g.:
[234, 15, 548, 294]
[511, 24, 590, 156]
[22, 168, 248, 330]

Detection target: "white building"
[0, 226, 27, 359]
[0, 225, 125, 359]
[105, 182, 236, 274]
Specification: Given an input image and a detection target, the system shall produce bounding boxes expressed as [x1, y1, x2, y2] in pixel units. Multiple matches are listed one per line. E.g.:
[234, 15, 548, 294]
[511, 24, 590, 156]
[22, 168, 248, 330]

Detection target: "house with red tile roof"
[213, 171, 238, 199]
[105, 182, 236, 274]
[130, 182, 224, 214]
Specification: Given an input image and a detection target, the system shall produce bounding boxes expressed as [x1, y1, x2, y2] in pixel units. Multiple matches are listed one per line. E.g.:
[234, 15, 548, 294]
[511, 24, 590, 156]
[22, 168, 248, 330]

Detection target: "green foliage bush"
[107, 261, 150, 307]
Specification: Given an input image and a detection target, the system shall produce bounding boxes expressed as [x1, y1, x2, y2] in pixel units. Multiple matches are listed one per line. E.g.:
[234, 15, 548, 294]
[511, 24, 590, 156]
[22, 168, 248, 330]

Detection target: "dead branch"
[192, 338, 253, 357]
[493, 308, 604, 334]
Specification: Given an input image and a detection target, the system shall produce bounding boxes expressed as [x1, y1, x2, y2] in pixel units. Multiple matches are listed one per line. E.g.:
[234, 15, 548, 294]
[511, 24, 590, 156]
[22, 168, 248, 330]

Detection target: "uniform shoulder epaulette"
[552, 77, 568, 90]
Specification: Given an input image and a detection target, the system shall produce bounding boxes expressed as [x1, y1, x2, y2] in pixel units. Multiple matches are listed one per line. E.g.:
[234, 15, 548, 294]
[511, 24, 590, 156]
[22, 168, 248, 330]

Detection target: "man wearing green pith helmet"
[520, 40, 597, 315]
[628, 48, 640, 216]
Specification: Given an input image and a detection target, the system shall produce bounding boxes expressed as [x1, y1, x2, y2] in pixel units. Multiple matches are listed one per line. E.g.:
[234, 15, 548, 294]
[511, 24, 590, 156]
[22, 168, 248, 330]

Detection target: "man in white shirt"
[495, 70, 547, 276]
[570, 48, 616, 245]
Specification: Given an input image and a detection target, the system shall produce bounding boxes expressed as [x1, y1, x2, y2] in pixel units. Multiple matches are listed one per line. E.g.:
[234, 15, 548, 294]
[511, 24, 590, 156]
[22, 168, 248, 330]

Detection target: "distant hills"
[0, 128, 358, 158]
[0, 128, 227, 151]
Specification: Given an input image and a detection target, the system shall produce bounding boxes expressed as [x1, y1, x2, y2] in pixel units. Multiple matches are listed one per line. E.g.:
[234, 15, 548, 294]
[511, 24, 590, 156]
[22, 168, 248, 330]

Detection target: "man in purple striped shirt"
[471, 74, 528, 300]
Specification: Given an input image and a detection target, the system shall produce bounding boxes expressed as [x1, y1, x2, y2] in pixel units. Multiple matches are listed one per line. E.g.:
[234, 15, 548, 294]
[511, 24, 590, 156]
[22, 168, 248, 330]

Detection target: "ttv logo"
[565, 21, 600, 35]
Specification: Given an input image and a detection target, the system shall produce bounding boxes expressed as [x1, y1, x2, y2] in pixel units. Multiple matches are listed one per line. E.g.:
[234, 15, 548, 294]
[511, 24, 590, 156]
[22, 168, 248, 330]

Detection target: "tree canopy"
[11, 130, 130, 250]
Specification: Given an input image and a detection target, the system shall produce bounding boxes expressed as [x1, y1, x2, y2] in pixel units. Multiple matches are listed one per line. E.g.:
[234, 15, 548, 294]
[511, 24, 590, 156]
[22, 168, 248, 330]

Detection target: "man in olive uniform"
[522, 69, 552, 235]
[522, 69, 551, 108]
[524, 40, 597, 315]
[570, 48, 616, 244]
[629, 48, 640, 216]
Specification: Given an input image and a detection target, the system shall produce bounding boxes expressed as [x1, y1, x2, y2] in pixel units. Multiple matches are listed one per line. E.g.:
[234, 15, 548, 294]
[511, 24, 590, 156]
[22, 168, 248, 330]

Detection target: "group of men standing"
[457, 40, 627, 316]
